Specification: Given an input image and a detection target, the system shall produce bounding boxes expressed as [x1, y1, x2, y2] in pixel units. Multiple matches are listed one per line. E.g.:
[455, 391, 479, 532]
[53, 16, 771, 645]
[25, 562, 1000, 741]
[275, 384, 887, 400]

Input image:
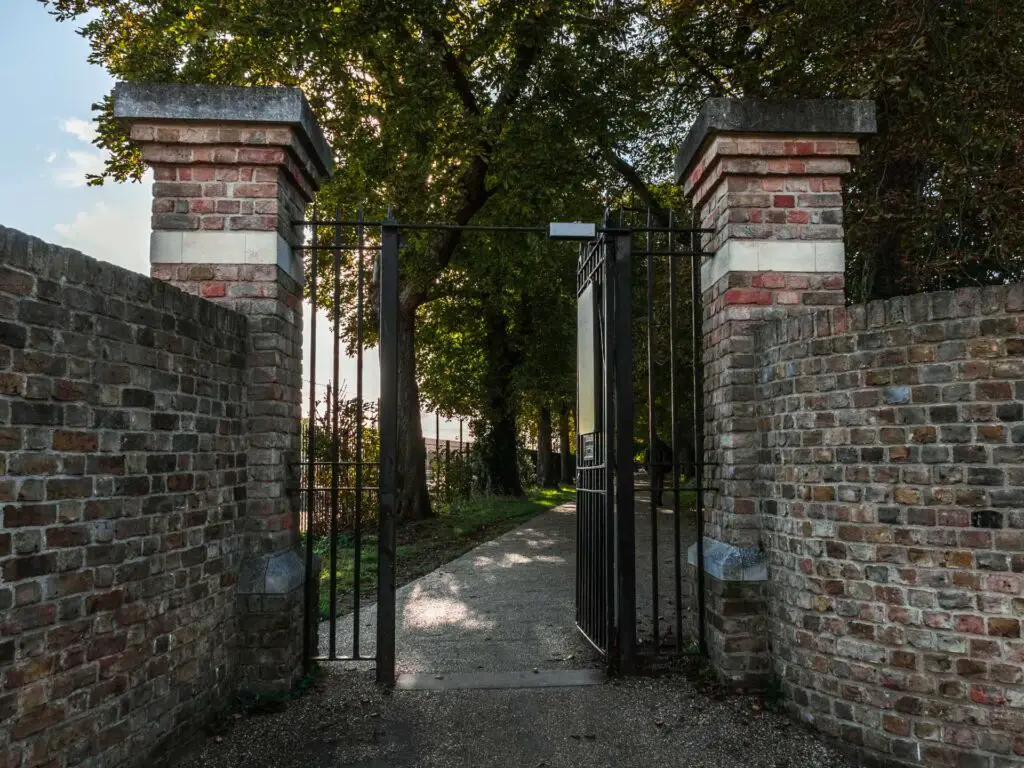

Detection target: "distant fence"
[298, 427, 472, 535]
[426, 438, 473, 506]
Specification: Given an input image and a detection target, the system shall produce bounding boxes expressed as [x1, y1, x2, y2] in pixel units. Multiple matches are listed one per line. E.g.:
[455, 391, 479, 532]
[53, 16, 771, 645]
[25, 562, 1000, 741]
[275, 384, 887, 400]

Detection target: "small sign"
[581, 434, 596, 461]
[549, 222, 596, 240]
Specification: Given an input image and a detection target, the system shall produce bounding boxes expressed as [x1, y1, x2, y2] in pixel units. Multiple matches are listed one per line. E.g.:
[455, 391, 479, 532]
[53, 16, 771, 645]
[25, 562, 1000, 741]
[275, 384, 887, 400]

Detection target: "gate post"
[114, 83, 333, 693]
[676, 99, 876, 687]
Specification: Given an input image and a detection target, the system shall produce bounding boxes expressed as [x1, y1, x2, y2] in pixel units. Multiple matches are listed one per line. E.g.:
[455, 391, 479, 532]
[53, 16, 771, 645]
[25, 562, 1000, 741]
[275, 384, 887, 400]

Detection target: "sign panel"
[550, 222, 597, 240]
[577, 282, 597, 435]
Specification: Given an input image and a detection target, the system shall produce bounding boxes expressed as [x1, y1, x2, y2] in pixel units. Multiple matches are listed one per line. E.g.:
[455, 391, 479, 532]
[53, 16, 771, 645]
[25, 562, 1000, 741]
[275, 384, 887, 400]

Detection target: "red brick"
[10, 704, 64, 740]
[200, 282, 227, 298]
[724, 288, 772, 306]
[52, 430, 98, 453]
[956, 615, 986, 634]
[232, 182, 277, 198]
[989, 618, 1021, 637]
[753, 272, 786, 289]
[215, 199, 241, 214]
[236, 147, 285, 164]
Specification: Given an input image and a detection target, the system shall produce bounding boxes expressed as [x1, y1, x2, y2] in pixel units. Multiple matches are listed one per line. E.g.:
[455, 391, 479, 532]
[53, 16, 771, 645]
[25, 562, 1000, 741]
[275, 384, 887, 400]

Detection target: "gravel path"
[633, 488, 699, 653]
[173, 499, 858, 767]
[175, 667, 858, 768]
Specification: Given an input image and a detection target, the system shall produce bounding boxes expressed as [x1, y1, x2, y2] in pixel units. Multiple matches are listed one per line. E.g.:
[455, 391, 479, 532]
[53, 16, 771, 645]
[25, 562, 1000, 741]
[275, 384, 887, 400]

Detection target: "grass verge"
[308, 485, 576, 618]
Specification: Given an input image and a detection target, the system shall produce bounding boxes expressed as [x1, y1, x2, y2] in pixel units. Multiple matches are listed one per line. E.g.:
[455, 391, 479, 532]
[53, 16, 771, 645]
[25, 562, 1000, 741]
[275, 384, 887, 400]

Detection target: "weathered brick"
[1, 223, 255, 768]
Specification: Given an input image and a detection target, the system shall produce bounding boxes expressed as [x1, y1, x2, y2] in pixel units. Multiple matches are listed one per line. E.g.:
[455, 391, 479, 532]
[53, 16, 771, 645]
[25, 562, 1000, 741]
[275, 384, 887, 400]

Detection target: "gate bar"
[352, 209, 365, 659]
[376, 221, 399, 686]
[328, 207, 342, 660]
[612, 231, 636, 671]
[644, 209, 659, 649]
[668, 211, 685, 652]
[600, 229, 616, 661]
[691, 229, 708, 657]
[303, 206, 319, 667]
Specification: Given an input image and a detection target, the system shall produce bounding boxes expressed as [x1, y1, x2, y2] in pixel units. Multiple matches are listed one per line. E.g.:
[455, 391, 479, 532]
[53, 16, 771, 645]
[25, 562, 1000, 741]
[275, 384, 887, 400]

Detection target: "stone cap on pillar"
[113, 81, 333, 181]
[113, 82, 335, 283]
[674, 98, 877, 187]
[675, 98, 876, 283]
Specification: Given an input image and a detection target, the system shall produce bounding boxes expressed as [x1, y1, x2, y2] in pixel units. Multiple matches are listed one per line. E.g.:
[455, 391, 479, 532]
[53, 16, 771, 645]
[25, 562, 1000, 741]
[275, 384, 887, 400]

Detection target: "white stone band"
[150, 230, 302, 284]
[700, 240, 844, 289]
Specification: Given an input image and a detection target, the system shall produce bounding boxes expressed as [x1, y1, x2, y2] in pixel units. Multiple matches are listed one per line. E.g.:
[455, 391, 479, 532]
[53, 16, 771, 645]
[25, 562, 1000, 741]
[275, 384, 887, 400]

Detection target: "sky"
[0, 3, 465, 440]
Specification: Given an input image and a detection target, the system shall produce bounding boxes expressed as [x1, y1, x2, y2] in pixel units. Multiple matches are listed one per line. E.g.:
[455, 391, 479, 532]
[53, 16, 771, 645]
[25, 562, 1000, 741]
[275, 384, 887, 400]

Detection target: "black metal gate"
[575, 221, 636, 666]
[298, 209, 398, 686]
[575, 209, 708, 670]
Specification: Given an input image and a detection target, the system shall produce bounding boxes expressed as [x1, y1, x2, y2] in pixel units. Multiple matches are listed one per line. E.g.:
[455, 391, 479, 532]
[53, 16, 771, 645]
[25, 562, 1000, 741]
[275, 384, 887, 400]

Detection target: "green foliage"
[428, 443, 475, 505]
[659, 0, 1024, 300]
[301, 388, 380, 536]
[42, 0, 1020, 510]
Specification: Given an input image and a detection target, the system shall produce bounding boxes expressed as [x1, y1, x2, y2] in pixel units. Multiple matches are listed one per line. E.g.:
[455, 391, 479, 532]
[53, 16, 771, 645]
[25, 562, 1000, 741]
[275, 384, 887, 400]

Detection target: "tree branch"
[601, 147, 671, 227]
[424, 26, 481, 117]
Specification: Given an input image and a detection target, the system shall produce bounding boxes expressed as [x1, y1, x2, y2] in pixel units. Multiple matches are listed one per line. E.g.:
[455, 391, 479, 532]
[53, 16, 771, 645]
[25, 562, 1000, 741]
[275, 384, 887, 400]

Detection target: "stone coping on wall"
[112, 81, 333, 178]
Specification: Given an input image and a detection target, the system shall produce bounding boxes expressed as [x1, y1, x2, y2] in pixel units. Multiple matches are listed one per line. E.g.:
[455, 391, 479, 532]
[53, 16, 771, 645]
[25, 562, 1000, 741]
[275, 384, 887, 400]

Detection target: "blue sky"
[0, 3, 464, 438]
[1, 3, 152, 271]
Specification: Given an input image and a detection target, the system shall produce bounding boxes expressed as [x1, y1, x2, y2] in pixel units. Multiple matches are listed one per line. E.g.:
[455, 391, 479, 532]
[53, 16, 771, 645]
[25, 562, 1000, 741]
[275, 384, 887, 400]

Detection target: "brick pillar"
[676, 99, 876, 687]
[114, 82, 332, 692]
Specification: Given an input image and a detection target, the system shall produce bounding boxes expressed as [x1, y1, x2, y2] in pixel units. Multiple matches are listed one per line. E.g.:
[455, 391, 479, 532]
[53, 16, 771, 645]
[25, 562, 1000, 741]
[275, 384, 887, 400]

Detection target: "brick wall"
[0, 226, 248, 766]
[756, 285, 1024, 767]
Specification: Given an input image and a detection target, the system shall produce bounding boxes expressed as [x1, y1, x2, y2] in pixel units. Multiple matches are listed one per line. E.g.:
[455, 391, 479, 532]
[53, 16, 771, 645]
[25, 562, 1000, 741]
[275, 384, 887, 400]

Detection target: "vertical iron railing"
[376, 220, 399, 686]
[328, 207, 342, 660]
[668, 210, 684, 651]
[300, 213, 393, 678]
[303, 207, 319, 668]
[352, 209, 365, 659]
[691, 226, 707, 657]
[644, 208, 659, 649]
[611, 229, 636, 671]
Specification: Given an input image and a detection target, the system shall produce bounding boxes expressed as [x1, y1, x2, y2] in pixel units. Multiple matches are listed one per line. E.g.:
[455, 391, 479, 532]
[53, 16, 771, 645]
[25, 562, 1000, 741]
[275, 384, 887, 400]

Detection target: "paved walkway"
[319, 502, 598, 676]
[178, 502, 855, 767]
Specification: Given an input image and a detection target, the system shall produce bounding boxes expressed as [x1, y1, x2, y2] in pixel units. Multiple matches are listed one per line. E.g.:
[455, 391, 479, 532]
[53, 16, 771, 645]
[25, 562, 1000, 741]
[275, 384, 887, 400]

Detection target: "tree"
[658, 0, 1024, 300]
[48, 0, 649, 519]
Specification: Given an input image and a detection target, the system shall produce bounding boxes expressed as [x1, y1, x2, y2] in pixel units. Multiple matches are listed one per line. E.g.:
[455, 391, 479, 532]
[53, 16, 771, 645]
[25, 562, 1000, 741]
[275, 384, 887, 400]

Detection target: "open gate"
[576, 210, 709, 670]
[299, 207, 707, 686]
[298, 209, 398, 686]
[575, 221, 636, 666]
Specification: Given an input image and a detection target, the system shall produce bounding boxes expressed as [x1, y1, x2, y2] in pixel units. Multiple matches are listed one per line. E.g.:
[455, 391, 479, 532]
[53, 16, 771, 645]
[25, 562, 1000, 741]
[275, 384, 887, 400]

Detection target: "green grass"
[310, 486, 576, 619]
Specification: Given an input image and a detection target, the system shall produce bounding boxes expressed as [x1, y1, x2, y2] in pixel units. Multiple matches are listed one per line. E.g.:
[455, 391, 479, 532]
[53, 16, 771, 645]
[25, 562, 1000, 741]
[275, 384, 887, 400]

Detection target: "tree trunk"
[481, 410, 522, 497]
[558, 402, 572, 484]
[480, 306, 523, 496]
[679, 431, 696, 482]
[396, 297, 432, 522]
[537, 406, 558, 488]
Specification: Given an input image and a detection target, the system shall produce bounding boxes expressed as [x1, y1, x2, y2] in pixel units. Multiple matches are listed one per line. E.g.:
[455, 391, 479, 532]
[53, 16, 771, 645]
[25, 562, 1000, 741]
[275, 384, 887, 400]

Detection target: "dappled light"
[322, 498, 597, 674]
[403, 594, 496, 632]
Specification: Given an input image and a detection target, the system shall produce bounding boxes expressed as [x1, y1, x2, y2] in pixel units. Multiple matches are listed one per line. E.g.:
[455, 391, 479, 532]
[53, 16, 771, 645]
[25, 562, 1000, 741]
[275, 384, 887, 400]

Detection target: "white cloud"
[63, 118, 99, 145]
[54, 150, 106, 187]
[53, 177, 153, 274]
[52, 118, 104, 187]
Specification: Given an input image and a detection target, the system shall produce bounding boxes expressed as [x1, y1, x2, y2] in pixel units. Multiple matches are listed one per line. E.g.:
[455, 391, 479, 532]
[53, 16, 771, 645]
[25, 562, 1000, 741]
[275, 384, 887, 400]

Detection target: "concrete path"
[318, 502, 598, 676]
[176, 502, 855, 768]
